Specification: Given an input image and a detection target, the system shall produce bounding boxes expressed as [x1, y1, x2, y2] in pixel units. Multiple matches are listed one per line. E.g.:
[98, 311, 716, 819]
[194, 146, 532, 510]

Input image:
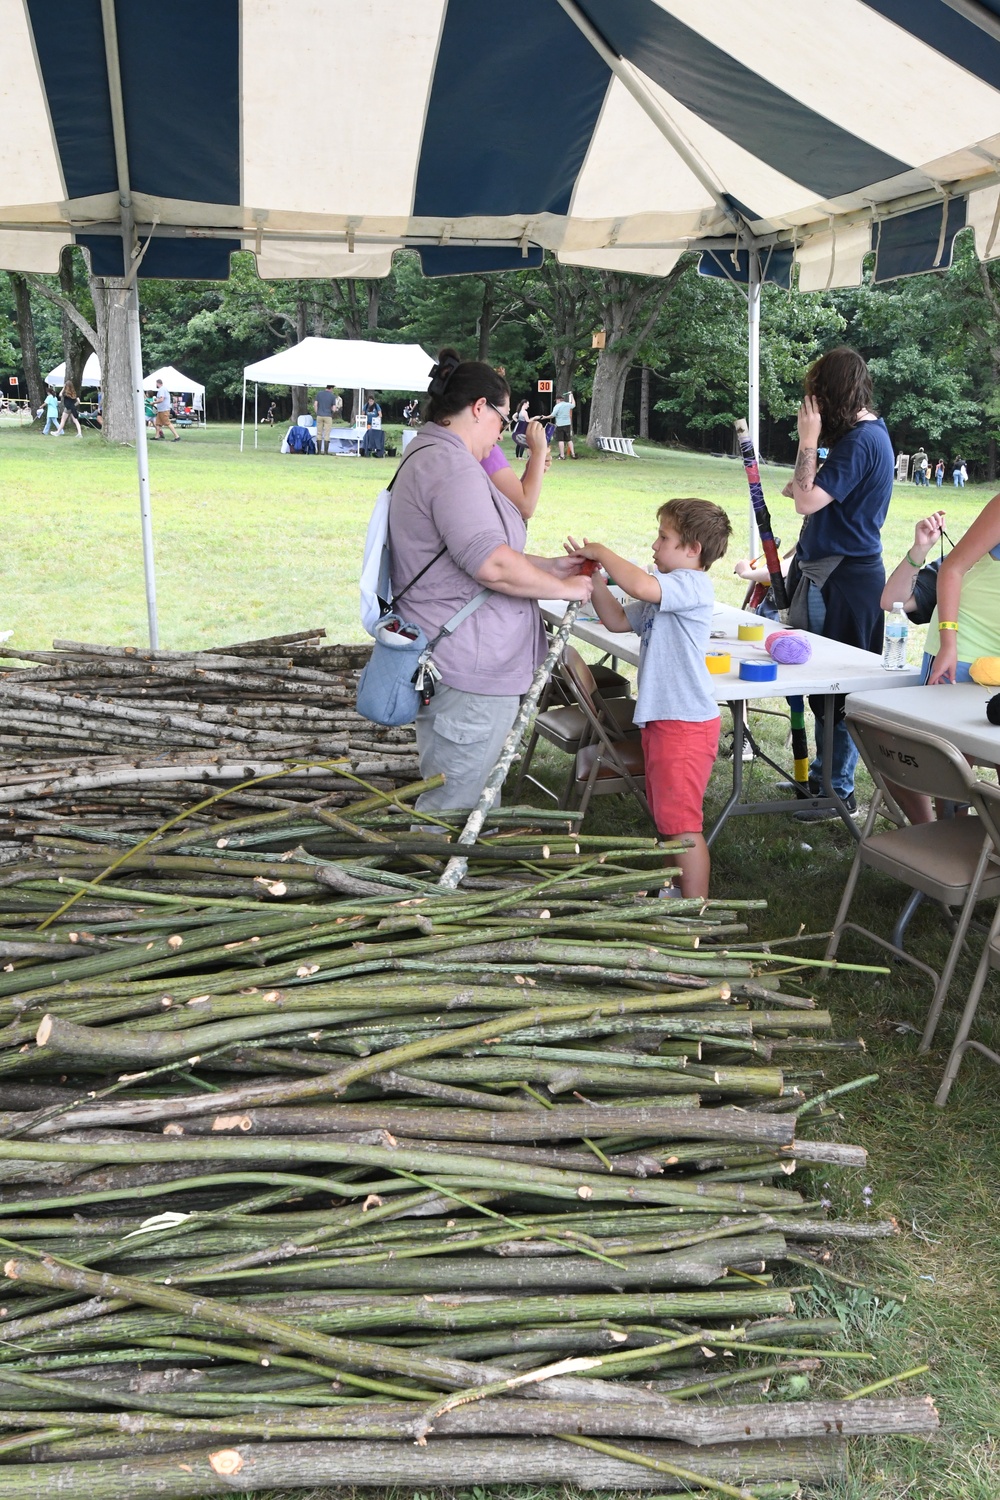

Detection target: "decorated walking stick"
[733, 420, 809, 789]
[734, 420, 789, 619]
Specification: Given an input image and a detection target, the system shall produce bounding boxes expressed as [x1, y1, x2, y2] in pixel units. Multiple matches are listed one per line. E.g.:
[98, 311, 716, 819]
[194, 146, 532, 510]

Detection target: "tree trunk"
[477, 278, 494, 363]
[88, 276, 133, 446]
[9, 274, 44, 416]
[639, 365, 651, 439]
[989, 436, 997, 484]
[366, 282, 380, 333]
[59, 249, 92, 394]
[588, 348, 633, 445]
[521, 262, 598, 401]
[586, 268, 684, 449]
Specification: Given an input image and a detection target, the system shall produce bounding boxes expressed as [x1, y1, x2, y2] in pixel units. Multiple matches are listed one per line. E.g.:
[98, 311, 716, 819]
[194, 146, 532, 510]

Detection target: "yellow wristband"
[938, 621, 958, 632]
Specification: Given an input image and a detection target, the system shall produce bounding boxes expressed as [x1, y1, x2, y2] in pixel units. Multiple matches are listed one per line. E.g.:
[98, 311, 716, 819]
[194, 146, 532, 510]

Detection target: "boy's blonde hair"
[657, 497, 732, 571]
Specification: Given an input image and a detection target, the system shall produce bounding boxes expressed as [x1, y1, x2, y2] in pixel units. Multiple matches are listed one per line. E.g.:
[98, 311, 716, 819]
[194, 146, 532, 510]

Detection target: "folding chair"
[561, 649, 650, 820]
[513, 646, 636, 806]
[827, 707, 1000, 1055]
[935, 781, 1000, 1105]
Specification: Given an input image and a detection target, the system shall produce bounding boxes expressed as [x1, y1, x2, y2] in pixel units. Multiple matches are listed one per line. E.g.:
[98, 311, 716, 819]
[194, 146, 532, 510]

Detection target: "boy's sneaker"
[794, 792, 857, 823]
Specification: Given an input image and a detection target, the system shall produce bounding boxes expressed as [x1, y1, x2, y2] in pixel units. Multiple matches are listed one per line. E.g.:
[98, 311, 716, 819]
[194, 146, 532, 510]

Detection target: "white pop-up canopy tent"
[6, 0, 1000, 645]
[44, 354, 103, 389]
[143, 365, 207, 423]
[240, 337, 435, 449]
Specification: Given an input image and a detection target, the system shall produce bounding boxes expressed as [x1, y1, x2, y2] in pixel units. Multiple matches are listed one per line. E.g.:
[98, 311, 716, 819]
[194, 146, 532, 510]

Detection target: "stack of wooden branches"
[0, 786, 937, 1497]
[0, 632, 419, 856]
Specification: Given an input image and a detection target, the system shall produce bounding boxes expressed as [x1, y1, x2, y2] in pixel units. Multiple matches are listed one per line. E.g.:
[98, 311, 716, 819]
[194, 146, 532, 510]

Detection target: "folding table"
[541, 600, 921, 842]
[844, 683, 1000, 766]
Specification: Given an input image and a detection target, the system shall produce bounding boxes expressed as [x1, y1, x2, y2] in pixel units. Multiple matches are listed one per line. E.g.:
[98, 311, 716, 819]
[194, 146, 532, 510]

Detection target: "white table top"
[845, 683, 1000, 766]
[541, 599, 922, 702]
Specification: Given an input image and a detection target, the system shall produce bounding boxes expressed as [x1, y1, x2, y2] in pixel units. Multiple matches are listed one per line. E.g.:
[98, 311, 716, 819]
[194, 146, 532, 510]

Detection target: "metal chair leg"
[826, 853, 865, 961]
[891, 889, 925, 951]
[511, 726, 540, 801]
[919, 840, 993, 1053]
[934, 941, 995, 1106]
[574, 757, 601, 820]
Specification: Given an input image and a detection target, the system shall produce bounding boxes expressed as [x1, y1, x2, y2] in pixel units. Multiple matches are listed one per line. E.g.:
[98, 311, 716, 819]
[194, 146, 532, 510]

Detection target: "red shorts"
[641, 718, 720, 836]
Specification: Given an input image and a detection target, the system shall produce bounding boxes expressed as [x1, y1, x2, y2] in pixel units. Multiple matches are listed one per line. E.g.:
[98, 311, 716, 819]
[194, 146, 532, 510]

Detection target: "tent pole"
[240, 375, 246, 452]
[127, 281, 158, 648]
[747, 247, 761, 558]
[554, 0, 734, 226]
[254, 383, 258, 447]
[98, 0, 158, 648]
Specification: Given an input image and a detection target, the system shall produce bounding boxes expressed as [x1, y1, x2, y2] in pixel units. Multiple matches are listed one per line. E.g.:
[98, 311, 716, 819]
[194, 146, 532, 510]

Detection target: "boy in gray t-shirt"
[568, 497, 732, 898]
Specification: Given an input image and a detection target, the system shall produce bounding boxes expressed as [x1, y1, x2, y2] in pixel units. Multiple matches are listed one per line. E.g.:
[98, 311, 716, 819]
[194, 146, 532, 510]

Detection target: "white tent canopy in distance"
[44, 358, 205, 400]
[240, 337, 435, 450]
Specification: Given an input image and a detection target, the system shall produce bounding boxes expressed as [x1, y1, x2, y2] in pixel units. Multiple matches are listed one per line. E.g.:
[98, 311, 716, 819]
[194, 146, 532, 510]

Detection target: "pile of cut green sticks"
[0, 773, 936, 1497]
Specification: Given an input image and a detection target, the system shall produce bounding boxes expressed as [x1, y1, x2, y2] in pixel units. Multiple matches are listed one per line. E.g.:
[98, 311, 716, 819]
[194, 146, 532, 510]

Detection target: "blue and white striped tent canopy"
[3, 0, 1000, 288]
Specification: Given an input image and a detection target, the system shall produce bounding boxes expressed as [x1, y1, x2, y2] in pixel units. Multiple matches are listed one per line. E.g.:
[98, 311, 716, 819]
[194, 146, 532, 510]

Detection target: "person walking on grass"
[566, 497, 733, 899]
[41, 386, 59, 435]
[55, 380, 83, 437]
[152, 380, 180, 441]
[548, 391, 576, 460]
[313, 385, 341, 454]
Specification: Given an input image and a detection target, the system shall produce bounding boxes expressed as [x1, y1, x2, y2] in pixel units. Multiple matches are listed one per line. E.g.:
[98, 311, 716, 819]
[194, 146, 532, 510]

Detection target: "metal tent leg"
[747, 248, 761, 558]
[127, 279, 158, 648]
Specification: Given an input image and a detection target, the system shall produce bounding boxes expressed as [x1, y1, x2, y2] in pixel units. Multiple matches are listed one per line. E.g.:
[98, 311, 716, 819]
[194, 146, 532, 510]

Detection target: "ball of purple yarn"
[766, 630, 812, 665]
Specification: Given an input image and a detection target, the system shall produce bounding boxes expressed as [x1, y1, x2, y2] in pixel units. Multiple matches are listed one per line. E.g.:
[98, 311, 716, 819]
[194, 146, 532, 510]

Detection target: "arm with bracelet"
[928, 492, 1000, 683]
[880, 511, 946, 614]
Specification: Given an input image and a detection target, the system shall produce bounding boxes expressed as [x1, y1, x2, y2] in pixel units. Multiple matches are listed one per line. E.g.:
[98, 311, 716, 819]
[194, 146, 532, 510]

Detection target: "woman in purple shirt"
[481, 416, 550, 520]
[388, 348, 592, 811]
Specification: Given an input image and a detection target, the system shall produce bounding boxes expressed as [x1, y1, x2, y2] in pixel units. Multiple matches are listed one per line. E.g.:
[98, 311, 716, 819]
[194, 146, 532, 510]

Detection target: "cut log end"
[35, 1014, 53, 1047]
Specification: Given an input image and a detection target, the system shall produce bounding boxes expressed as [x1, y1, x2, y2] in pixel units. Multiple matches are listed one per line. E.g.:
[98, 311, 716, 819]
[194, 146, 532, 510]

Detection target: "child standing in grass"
[567, 497, 732, 898]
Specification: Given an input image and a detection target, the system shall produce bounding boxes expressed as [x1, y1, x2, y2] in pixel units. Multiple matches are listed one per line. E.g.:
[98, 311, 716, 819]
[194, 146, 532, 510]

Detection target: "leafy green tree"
[653, 267, 844, 455]
[834, 263, 981, 463]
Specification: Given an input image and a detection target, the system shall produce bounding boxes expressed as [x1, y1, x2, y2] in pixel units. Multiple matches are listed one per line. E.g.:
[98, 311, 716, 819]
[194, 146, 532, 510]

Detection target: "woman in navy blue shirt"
[784, 347, 894, 818]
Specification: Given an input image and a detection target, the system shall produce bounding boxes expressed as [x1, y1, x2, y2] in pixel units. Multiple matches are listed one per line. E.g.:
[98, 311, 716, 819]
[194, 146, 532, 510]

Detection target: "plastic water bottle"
[882, 602, 909, 670]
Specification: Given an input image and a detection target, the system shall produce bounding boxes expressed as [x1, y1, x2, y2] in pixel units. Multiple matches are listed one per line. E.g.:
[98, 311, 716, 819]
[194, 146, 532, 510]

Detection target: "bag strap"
[392, 544, 447, 607]
[385, 444, 492, 640]
[427, 588, 491, 649]
[379, 446, 447, 611]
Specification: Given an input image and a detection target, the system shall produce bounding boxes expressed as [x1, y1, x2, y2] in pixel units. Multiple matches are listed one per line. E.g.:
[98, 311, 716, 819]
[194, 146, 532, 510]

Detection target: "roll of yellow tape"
[738, 623, 765, 642]
[970, 656, 1000, 687]
[705, 651, 731, 674]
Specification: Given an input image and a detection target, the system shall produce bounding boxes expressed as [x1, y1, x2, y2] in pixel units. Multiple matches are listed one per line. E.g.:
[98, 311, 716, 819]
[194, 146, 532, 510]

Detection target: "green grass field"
[0, 420, 986, 651]
[2, 422, 999, 1498]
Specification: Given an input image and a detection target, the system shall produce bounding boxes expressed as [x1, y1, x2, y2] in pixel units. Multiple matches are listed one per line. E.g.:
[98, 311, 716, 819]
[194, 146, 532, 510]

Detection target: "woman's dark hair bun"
[428, 349, 462, 397]
[422, 346, 510, 425]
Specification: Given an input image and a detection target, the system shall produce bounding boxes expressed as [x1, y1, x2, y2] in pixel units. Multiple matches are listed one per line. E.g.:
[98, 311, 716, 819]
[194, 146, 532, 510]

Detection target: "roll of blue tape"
[739, 660, 778, 682]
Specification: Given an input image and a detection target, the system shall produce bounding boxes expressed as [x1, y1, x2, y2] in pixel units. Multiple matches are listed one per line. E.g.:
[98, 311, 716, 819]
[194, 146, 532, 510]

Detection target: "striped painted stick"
[733, 420, 789, 619]
[734, 421, 810, 787]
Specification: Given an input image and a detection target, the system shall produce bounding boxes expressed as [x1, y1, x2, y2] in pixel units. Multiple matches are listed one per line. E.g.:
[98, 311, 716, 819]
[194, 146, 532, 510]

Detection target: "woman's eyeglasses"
[486, 400, 510, 426]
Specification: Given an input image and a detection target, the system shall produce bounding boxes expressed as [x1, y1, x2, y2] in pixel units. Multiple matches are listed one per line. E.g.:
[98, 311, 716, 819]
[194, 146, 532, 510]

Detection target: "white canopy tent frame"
[44, 353, 103, 388]
[143, 366, 207, 425]
[238, 338, 436, 452]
